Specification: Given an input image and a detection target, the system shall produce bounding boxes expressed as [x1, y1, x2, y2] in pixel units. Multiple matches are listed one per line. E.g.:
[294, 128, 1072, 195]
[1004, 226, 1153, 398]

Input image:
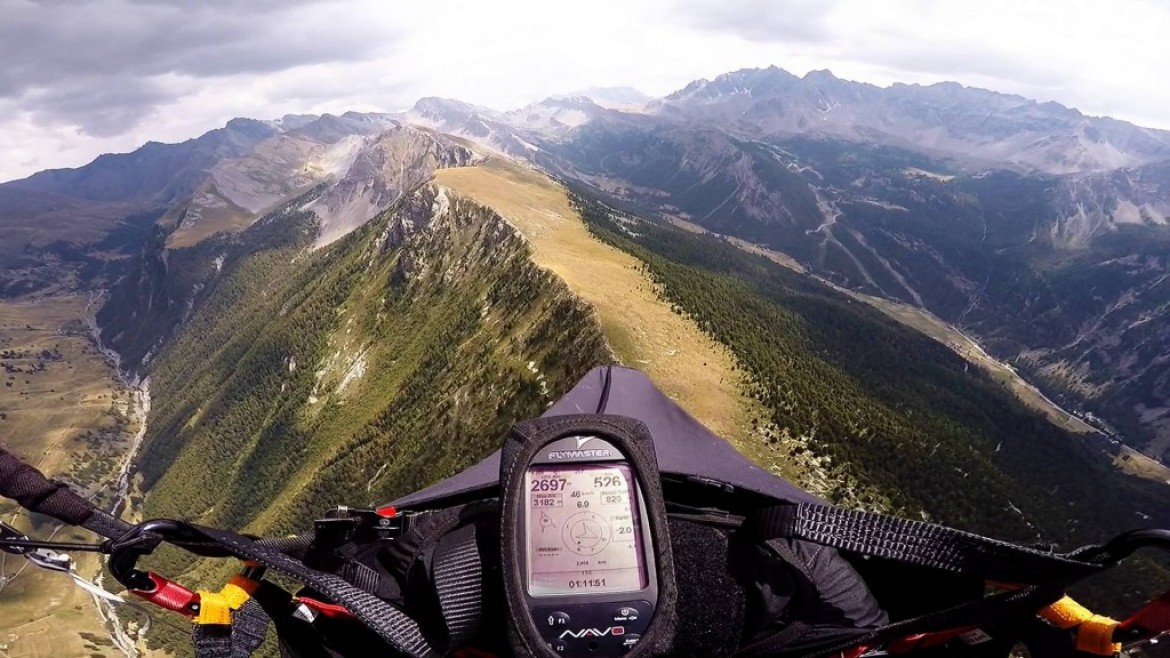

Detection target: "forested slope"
[137, 184, 610, 532]
[572, 192, 1170, 614]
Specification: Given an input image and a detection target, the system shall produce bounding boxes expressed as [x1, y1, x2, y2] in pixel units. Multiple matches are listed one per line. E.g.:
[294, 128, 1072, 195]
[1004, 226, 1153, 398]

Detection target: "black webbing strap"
[191, 625, 235, 658]
[0, 448, 133, 539]
[0, 448, 95, 525]
[231, 599, 271, 656]
[432, 522, 483, 648]
[750, 504, 1114, 586]
[191, 598, 271, 658]
[187, 524, 441, 658]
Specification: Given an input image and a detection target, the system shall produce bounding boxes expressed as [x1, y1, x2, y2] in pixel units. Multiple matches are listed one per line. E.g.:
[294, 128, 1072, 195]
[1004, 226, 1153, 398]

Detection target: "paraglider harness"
[1, 366, 1169, 658]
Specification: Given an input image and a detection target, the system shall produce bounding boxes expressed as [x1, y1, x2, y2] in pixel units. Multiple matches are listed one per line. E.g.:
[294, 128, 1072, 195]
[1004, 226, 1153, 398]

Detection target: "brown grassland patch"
[0, 296, 137, 658]
[1114, 445, 1170, 484]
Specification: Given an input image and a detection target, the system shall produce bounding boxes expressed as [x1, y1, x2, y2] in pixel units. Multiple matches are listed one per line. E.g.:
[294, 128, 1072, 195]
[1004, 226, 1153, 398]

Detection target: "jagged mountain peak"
[506, 96, 609, 135]
[287, 112, 398, 143]
[223, 117, 277, 136]
[307, 124, 480, 247]
[670, 65, 800, 100]
[270, 114, 320, 131]
[653, 66, 1170, 174]
[538, 95, 602, 109]
[554, 86, 650, 110]
[1, 117, 280, 204]
[409, 97, 503, 121]
[802, 68, 840, 82]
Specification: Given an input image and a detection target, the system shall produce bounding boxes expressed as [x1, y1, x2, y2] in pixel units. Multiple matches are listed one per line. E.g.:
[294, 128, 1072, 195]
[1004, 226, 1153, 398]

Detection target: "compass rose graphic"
[562, 511, 611, 555]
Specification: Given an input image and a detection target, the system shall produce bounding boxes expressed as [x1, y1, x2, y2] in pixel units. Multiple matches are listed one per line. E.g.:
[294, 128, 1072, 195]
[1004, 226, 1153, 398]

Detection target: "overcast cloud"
[2, 0, 1169, 181]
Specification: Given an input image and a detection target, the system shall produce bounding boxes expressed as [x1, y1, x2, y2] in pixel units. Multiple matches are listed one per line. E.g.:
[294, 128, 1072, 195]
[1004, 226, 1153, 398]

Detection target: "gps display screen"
[525, 463, 647, 596]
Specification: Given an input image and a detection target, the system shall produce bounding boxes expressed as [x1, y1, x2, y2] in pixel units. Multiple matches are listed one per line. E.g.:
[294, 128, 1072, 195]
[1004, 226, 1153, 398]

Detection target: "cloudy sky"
[2, 0, 1168, 182]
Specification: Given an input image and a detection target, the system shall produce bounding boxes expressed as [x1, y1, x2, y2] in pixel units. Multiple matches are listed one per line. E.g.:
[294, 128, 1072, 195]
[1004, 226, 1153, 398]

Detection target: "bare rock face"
[161, 117, 479, 247]
[1051, 162, 1170, 246]
[206, 133, 371, 215]
[307, 125, 481, 247]
[172, 114, 401, 239]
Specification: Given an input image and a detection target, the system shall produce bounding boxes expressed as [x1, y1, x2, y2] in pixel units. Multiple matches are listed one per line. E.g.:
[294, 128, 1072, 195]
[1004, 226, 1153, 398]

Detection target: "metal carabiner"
[108, 519, 188, 587]
[106, 519, 205, 616]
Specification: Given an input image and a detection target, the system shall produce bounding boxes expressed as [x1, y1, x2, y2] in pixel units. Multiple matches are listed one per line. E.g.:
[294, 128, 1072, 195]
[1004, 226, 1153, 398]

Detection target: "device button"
[620, 634, 641, 652]
[545, 611, 571, 628]
[613, 605, 640, 623]
[549, 640, 569, 653]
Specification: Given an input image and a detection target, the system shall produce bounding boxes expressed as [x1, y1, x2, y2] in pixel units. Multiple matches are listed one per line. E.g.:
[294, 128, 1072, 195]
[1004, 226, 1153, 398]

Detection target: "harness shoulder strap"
[432, 522, 483, 649]
[750, 503, 1114, 586]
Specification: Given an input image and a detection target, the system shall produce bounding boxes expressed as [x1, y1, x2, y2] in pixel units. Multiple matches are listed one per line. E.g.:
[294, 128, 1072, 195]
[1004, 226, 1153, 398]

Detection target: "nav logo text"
[559, 626, 625, 639]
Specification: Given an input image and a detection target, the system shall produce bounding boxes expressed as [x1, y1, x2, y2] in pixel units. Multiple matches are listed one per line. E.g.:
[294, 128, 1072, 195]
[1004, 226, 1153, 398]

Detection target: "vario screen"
[525, 463, 647, 596]
[505, 429, 662, 658]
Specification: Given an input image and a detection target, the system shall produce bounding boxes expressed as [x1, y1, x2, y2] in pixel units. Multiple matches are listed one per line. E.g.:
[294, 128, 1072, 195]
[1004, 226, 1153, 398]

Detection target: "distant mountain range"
[2, 65, 1168, 463]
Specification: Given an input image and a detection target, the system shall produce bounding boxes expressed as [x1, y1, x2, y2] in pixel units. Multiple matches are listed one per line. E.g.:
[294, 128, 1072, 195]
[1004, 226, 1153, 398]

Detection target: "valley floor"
[0, 295, 150, 658]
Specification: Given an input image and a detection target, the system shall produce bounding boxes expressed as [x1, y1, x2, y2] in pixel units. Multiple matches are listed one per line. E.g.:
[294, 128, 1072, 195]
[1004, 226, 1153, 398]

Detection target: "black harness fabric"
[185, 524, 448, 658]
[191, 599, 269, 658]
[0, 448, 132, 541]
[0, 448, 97, 525]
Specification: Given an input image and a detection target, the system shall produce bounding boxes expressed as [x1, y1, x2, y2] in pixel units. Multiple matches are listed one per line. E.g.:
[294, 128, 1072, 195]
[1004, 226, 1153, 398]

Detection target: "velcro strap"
[1040, 596, 1095, 629]
[1039, 597, 1121, 656]
[220, 579, 255, 610]
[1074, 615, 1121, 656]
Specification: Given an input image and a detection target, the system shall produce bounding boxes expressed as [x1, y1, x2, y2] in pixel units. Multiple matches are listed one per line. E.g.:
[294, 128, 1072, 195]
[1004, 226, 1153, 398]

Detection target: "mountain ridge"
[4, 62, 1170, 463]
[9, 64, 1170, 190]
[651, 66, 1170, 174]
[2, 88, 1168, 658]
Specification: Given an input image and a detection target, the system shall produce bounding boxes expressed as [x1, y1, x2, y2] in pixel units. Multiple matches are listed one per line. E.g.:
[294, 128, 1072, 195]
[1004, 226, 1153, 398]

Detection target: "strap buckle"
[314, 506, 417, 546]
[1, 520, 80, 573]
